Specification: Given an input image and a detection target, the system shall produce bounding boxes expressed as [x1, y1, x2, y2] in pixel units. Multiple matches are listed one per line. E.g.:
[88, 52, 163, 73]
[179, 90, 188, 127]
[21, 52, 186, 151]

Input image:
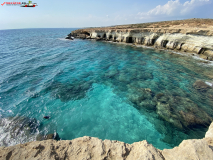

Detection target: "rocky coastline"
[67, 19, 213, 61]
[0, 122, 212, 160]
[1, 19, 213, 159]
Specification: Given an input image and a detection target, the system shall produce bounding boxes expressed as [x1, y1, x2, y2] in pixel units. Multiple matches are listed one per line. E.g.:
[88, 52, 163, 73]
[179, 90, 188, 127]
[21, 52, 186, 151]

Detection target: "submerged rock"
[36, 133, 60, 141]
[0, 116, 40, 146]
[44, 80, 93, 102]
[156, 102, 182, 129]
[128, 86, 156, 110]
[104, 69, 118, 78]
[0, 116, 39, 137]
[193, 80, 212, 92]
[155, 95, 212, 129]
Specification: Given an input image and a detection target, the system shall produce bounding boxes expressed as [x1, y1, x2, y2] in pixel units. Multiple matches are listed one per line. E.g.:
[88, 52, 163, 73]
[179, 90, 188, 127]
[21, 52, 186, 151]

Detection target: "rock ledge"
[0, 122, 213, 160]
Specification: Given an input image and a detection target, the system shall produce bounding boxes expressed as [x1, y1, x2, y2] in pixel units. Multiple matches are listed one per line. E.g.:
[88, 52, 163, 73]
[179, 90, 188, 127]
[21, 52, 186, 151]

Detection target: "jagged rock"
[0, 117, 39, 138]
[162, 139, 213, 160]
[205, 122, 213, 138]
[65, 36, 73, 40]
[1, 122, 213, 160]
[0, 137, 164, 160]
[0, 116, 40, 147]
[95, 37, 102, 41]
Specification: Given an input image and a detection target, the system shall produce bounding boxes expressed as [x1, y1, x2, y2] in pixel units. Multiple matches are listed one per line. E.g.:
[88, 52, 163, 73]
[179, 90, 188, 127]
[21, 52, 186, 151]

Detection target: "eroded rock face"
[205, 122, 213, 138]
[162, 139, 213, 160]
[0, 137, 164, 160]
[1, 122, 213, 160]
[70, 27, 213, 61]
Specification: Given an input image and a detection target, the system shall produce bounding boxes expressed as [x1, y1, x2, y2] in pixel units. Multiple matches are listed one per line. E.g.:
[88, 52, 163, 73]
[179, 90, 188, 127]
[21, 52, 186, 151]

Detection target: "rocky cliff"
[0, 122, 213, 160]
[68, 19, 213, 61]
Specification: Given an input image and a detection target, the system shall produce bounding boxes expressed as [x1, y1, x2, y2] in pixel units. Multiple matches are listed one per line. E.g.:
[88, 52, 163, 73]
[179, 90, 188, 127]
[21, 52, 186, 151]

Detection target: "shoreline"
[81, 38, 213, 67]
[0, 122, 213, 160]
[68, 19, 213, 62]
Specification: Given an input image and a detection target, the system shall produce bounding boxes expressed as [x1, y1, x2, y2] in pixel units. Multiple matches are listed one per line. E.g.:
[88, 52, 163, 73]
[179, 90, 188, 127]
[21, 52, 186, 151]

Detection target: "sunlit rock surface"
[69, 19, 213, 61]
[0, 122, 213, 160]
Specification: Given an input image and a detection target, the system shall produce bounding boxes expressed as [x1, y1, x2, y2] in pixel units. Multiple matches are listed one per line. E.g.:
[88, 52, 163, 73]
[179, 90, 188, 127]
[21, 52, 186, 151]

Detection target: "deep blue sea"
[1, 28, 213, 149]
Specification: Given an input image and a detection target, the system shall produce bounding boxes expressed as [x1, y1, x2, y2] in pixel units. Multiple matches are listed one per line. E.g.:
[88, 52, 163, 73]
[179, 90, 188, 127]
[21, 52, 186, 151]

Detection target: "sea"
[0, 28, 213, 150]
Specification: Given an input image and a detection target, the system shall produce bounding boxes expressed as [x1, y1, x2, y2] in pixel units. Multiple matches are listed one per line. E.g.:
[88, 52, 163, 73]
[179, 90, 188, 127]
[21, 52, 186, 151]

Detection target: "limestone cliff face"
[69, 28, 213, 61]
[0, 122, 213, 160]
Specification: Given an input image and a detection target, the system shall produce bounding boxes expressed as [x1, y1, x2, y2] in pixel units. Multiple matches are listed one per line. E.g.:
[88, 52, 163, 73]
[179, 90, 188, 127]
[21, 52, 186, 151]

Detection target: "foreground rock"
[0, 122, 213, 160]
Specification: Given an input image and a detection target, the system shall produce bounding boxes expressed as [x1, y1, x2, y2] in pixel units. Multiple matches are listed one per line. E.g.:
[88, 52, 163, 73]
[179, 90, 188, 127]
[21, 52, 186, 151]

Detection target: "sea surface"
[1, 28, 213, 149]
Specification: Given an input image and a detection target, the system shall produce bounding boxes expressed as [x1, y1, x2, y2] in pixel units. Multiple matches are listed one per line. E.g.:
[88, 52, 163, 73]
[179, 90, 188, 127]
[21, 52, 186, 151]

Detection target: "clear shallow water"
[1, 29, 213, 149]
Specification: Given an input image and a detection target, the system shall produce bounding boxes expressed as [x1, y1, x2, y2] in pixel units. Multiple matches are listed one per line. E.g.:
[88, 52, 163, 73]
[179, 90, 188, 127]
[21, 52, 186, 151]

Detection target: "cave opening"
[128, 37, 133, 43]
[121, 37, 124, 42]
[103, 34, 106, 38]
[161, 40, 169, 47]
[141, 37, 145, 44]
[152, 39, 157, 45]
[109, 35, 113, 40]
[82, 31, 90, 36]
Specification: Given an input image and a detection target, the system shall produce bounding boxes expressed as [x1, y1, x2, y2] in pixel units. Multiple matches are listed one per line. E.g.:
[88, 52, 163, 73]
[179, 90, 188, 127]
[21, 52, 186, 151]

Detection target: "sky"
[0, 0, 213, 29]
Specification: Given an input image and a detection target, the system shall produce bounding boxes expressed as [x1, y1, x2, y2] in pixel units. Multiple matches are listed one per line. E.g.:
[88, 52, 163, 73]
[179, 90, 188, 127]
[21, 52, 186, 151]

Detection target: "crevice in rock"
[179, 43, 185, 50]
[122, 144, 131, 158]
[198, 48, 207, 54]
[173, 41, 178, 48]
[103, 34, 106, 38]
[161, 40, 169, 48]
[152, 39, 157, 45]
[141, 37, 145, 44]
[6, 151, 12, 160]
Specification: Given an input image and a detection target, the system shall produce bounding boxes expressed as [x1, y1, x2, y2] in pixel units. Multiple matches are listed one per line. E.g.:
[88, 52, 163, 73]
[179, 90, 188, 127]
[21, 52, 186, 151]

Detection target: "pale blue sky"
[0, 0, 212, 29]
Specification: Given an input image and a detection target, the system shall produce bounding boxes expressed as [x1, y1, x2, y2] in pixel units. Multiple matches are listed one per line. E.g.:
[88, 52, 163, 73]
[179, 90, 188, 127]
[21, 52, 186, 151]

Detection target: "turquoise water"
[1, 28, 213, 149]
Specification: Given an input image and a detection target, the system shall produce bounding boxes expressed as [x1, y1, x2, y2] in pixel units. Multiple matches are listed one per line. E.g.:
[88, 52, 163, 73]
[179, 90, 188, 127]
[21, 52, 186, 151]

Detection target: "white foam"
[0, 118, 39, 147]
[205, 82, 213, 86]
[7, 110, 13, 113]
[58, 38, 70, 41]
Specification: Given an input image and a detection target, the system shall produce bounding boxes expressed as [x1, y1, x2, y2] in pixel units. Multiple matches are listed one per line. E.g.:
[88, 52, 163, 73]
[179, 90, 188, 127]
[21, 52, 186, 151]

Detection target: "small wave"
[205, 81, 213, 86]
[7, 110, 13, 114]
[0, 116, 40, 147]
[58, 38, 72, 41]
